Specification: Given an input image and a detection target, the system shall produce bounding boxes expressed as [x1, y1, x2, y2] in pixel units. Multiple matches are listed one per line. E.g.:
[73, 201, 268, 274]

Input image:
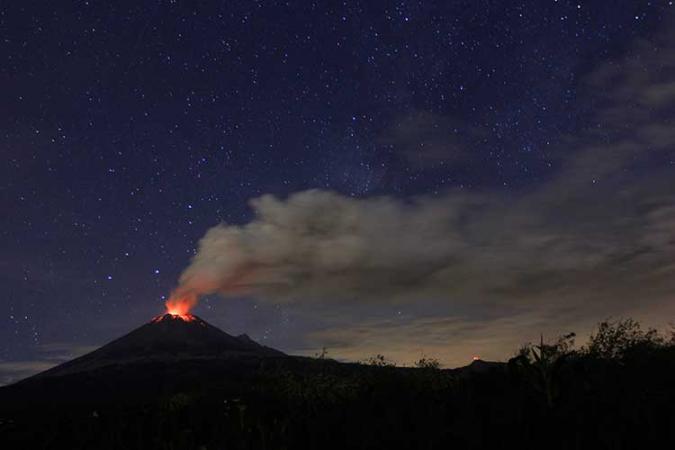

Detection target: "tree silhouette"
[512, 332, 575, 408]
[584, 318, 664, 361]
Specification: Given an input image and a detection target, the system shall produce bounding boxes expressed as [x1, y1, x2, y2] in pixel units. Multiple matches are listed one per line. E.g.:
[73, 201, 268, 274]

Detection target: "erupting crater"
[161, 295, 197, 322]
[152, 312, 196, 323]
[29, 307, 286, 380]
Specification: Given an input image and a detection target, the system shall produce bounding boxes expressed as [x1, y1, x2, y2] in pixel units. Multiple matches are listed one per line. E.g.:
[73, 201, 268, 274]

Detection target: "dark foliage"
[1, 319, 674, 449]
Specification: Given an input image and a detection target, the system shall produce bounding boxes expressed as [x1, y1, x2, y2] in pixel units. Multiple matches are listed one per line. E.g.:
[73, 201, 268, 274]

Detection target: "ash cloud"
[173, 190, 475, 304]
[172, 184, 675, 309]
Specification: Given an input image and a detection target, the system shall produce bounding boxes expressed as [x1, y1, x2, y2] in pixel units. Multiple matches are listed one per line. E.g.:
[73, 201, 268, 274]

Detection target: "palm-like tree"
[514, 333, 575, 408]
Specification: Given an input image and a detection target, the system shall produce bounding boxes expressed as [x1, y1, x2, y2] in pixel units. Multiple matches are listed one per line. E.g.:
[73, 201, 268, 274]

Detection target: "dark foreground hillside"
[1, 319, 674, 450]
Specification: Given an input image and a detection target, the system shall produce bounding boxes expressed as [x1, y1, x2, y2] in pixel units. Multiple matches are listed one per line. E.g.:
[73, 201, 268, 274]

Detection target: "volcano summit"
[0, 313, 289, 411]
[33, 313, 286, 379]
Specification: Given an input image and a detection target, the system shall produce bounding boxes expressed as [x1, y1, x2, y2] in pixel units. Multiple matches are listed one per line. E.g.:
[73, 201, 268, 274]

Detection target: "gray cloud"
[304, 293, 675, 367]
[0, 343, 97, 386]
[0, 361, 56, 386]
[378, 110, 486, 168]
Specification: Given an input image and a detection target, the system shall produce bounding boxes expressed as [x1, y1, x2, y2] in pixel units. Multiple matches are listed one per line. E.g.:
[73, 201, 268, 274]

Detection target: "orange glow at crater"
[162, 293, 197, 321]
[166, 302, 190, 316]
[152, 310, 195, 322]
[165, 308, 195, 322]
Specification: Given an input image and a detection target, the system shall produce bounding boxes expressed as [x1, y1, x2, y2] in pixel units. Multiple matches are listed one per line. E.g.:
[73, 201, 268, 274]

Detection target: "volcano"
[32, 313, 285, 379]
[0, 313, 289, 409]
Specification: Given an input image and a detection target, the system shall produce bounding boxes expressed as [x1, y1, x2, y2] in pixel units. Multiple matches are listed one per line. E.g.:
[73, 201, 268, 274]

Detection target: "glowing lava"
[159, 295, 197, 322]
[165, 309, 195, 322]
[152, 309, 195, 322]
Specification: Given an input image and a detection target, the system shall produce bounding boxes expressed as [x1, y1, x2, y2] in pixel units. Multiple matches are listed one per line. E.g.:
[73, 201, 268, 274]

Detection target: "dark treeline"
[1, 319, 674, 449]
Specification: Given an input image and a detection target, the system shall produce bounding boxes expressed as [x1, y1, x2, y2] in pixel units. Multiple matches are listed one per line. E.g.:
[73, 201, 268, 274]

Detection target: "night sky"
[2, 1, 674, 384]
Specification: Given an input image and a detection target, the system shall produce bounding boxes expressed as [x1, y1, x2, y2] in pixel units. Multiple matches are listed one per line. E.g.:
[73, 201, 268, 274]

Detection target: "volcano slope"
[1, 315, 674, 450]
[38, 313, 285, 376]
[0, 313, 288, 405]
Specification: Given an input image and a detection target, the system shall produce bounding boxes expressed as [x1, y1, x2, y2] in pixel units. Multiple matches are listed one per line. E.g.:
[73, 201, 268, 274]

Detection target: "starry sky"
[2, 1, 675, 384]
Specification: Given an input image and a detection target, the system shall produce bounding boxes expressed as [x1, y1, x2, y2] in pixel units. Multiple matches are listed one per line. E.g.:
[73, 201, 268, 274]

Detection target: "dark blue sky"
[2, 1, 674, 383]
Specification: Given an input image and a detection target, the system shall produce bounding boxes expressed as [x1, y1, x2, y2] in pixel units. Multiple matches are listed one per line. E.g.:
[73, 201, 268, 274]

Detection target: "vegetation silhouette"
[1, 318, 674, 449]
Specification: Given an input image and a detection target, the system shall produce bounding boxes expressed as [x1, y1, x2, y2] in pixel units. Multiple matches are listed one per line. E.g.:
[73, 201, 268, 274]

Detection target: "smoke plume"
[167, 185, 675, 312]
[167, 189, 474, 307]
